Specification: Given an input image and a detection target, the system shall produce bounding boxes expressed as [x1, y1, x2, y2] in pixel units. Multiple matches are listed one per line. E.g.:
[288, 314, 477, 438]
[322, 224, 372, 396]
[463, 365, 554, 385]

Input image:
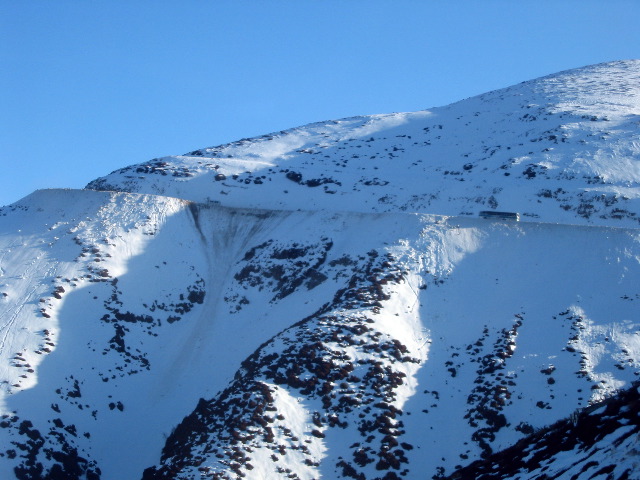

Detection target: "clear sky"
[2, 0, 639, 207]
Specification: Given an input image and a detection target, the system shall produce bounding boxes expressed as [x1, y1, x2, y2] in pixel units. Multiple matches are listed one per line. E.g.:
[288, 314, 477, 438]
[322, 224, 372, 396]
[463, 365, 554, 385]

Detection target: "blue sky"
[2, 1, 639, 207]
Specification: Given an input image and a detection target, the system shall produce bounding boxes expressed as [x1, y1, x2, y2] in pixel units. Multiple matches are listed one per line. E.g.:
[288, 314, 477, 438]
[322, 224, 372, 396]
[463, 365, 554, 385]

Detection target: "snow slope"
[0, 60, 639, 480]
[445, 382, 640, 480]
[0, 190, 205, 479]
[88, 60, 640, 227]
[141, 212, 640, 480]
[1, 189, 639, 479]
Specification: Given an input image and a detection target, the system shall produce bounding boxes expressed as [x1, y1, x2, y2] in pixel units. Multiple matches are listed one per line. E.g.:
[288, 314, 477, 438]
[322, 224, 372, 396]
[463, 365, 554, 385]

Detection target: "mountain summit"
[89, 60, 640, 227]
[1, 61, 639, 480]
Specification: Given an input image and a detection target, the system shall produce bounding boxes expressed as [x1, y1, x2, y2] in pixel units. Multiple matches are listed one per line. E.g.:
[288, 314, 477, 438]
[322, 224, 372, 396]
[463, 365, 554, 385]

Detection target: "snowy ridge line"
[23, 188, 192, 207]
[85, 60, 640, 229]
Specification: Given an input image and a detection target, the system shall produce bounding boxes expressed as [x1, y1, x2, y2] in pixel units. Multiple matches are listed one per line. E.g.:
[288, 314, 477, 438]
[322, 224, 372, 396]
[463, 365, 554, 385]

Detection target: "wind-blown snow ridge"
[88, 60, 640, 227]
[1, 61, 640, 480]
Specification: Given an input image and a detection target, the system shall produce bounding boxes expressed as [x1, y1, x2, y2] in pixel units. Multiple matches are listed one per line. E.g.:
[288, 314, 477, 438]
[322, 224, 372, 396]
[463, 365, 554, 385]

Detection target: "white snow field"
[0, 60, 639, 479]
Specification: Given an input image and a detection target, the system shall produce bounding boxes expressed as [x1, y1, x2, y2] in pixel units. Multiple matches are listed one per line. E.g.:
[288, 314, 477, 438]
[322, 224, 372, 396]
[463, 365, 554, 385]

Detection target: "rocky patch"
[442, 381, 640, 480]
[228, 238, 333, 311]
[143, 251, 420, 480]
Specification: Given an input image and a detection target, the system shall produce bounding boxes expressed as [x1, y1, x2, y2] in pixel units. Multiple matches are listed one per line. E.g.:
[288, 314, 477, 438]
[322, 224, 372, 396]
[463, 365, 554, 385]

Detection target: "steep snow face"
[0, 189, 205, 479]
[141, 215, 640, 480]
[3, 189, 637, 479]
[87, 60, 640, 227]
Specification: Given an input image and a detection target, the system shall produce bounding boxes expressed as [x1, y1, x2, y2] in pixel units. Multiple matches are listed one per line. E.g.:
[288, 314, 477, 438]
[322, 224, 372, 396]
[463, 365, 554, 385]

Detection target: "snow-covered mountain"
[1, 60, 639, 480]
[88, 60, 640, 228]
